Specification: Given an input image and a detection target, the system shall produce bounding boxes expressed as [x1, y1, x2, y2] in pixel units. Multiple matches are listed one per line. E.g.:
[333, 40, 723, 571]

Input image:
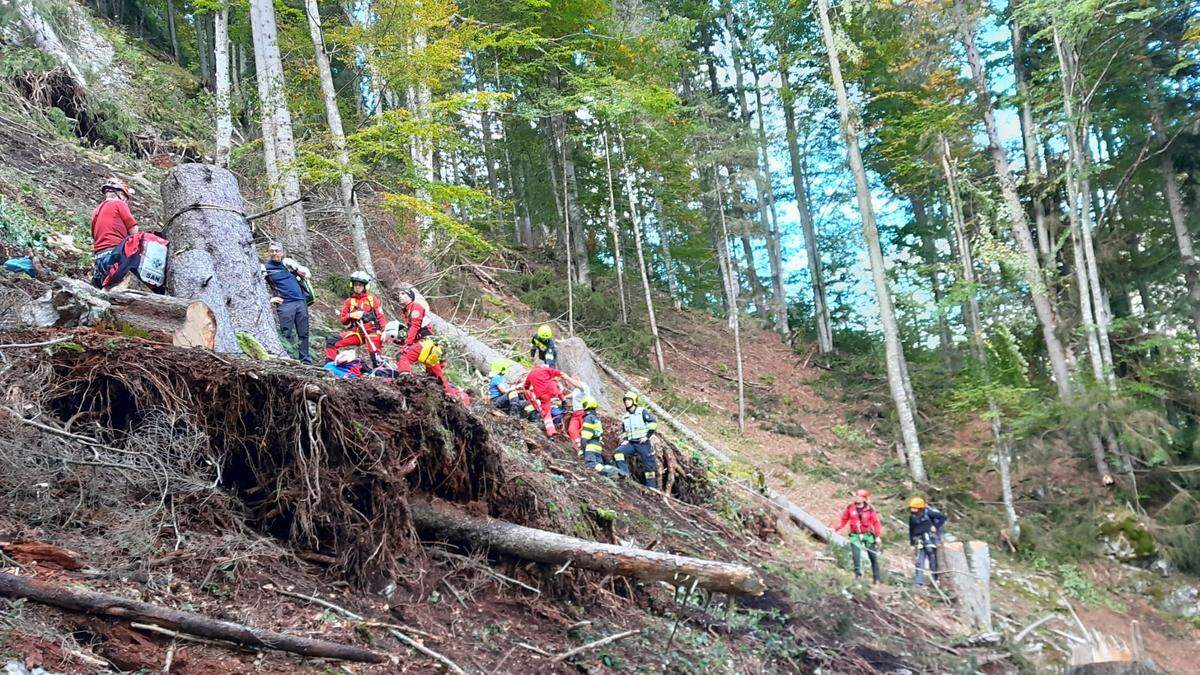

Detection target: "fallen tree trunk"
[26, 278, 216, 349]
[426, 310, 508, 376]
[593, 356, 846, 547]
[410, 499, 765, 595]
[0, 572, 385, 663]
[161, 163, 285, 355]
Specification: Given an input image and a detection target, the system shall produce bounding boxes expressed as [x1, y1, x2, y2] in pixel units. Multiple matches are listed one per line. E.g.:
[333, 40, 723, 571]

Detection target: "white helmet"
[349, 270, 371, 285]
[383, 320, 402, 340]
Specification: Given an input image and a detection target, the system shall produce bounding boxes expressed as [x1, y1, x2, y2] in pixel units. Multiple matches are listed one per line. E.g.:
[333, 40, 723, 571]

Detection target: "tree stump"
[161, 164, 284, 355]
[942, 540, 993, 632]
[555, 336, 609, 409]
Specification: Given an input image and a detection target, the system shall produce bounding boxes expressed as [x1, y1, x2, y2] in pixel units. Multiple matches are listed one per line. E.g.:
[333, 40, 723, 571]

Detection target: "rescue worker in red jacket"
[324, 271, 386, 362]
[91, 178, 139, 286]
[396, 337, 449, 389]
[523, 360, 582, 437]
[397, 286, 435, 347]
[833, 489, 883, 584]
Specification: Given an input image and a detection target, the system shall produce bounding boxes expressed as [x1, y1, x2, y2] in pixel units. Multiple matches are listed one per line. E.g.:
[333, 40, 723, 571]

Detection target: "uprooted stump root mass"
[36, 333, 523, 586]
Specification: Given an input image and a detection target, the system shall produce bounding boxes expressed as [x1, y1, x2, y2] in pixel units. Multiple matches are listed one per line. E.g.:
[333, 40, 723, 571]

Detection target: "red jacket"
[524, 365, 564, 400]
[340, 293, 385, 333]
[91, 199, 137, 252]
[403, 300, 430, 346]
[836, 503, 882, 537]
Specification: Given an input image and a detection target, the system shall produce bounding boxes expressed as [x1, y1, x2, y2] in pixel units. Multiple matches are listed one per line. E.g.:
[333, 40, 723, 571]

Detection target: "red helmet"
[855, 489, 871, 502]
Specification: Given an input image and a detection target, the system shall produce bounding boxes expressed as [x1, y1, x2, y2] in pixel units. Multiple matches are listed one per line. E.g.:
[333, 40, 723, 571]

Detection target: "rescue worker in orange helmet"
[325, 271, 386, 362]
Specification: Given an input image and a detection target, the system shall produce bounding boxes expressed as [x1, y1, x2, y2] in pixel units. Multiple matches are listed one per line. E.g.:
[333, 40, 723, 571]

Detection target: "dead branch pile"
[14, 332, 516, 586]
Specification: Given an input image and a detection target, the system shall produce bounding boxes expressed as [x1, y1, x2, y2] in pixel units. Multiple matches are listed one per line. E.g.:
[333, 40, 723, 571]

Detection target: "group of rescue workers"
[82, 177, 949, 580]
[833, 490, 948, 587]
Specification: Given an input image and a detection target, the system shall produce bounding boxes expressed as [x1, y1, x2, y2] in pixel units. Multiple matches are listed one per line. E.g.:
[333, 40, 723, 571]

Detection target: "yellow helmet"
[622, 390, 639, 406]
[537, 324, 553, 340]
[582, 396, 598, 410]
[489, 359, 509, 375]
[909, 497, 926, 510]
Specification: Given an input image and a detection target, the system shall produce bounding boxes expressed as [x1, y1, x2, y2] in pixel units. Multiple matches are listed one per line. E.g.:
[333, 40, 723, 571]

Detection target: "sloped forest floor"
[0, 325, 964, 674]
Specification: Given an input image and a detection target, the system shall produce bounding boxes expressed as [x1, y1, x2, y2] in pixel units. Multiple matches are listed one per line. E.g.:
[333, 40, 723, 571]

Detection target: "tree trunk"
[412, 29, 435, 243]
[912, 195, 953, 357]
[941, 137, 1020, 541]
[474, 55, 499, 202]
[195, 12, 211, 89]
[940, 541, 993, 633]
[553, 336, 609, 410]
[15, 1, 87, 87]
[304, 0, 374, 276]
[1149, 91, 1200, 343]
[165, 0, 180, 62]
[715, 166, 747, 433]
[26, 278, 216, 349]
[562, 154, 576, 336]
[620, 137, 666, 371]
[161, 164, 286, 356]
[1054, 29, 1114, 386]
[249, 0, 309, 258]
[959, 13, 1074, 403]
[409, 500, 764, 595]
[1010, 11, 1053, 268]
[727, 11, 787, 335]
[816, 0, 924, 481]
[655, 199, 682, 311]
[213, 6, 232, 167]
[602, 129, 630, 324]
[561, 127, 590, 288]
[735, 213, 767, 320]
[780, 59, 833, 353]
[0, 573, 383, 663]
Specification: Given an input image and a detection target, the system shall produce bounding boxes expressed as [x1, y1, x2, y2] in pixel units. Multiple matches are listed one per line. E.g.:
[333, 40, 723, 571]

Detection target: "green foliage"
[236, 332, 272, 361]
[830, 424, 871, 451]
[0, 196, 48, 250]
[1057, 563, 1102, 605]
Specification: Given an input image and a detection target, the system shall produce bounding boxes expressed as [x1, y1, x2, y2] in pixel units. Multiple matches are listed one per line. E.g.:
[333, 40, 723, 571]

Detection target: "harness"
[349, 295, 381, 331]
[581, 412, 604, 453]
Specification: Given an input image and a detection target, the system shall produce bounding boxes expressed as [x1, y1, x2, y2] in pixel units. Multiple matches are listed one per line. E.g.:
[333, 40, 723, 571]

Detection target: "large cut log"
[593, 355, 846, 546]
[25, 278, 216, 349]
[410, 499, 765, 595]
[942, 540, 993, 632]
[0, 572, 384, 663]
[555, 336, 609, 408]
[161, 164, 285, 355]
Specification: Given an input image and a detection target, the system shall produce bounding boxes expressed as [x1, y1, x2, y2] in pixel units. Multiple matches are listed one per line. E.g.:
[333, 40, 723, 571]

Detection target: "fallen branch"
[551, 629, 640, 663]
[0, 573, 384, 663]
[592, 357, 846, 546]
[429, 548, 541, 595]
[410, 499, 764, 596]
[266, 584, 465, 674]
[0, 335, 76, 349]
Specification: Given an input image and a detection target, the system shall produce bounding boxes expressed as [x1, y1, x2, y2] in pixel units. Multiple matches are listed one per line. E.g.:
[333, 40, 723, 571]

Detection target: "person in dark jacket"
[908, 496, 946, 587]
[261, 241, 312, 364]
[530, 324, 557, 368]
[833, 489, 883, 583]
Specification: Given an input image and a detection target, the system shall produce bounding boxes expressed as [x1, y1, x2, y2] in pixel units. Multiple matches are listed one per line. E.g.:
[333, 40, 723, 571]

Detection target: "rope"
[165, 202, 247, 227]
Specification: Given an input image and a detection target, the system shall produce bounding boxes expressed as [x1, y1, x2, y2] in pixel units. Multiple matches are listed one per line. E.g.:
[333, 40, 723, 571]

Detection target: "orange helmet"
[909, 497, 926, 510]
[855, 489, 871, 502]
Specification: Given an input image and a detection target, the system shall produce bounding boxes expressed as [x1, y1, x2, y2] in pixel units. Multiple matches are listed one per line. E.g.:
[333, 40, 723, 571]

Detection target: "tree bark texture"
[165, 0, 180, 62]
[715, 167, 747, 433]
[602, 129, 629, 323]
[161, 163, 286, 356]
[941, 541, 993, 633]
[816, 0, 925, 481]
[1010, 11, 1053, 268]
[304, 0, 374, 276]
[780, 60, 833, 353]
[620, 139, 666, 371]
[15, 1, 87, 87]
[213, 6, 233, 167]
[1149, 93, 1200, 344]
[0, 573, 384, 662]
[960, 16, 1074, 403]
[249, 0, 309, 257]
[554, 336, 609, 410]
[26, 278, 216, 349]
[409, 500, 765, 595]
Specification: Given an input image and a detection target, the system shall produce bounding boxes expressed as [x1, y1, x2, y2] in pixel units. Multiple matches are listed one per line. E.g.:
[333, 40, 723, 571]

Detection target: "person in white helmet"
[324, 270, 387, 362]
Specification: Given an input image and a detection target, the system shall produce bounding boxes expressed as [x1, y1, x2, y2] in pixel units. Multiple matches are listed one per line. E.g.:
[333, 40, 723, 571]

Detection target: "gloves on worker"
[349, 310, 364, 321]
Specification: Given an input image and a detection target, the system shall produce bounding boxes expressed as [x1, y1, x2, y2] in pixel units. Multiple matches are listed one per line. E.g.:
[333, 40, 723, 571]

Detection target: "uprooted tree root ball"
[22, 332, 528, 587]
